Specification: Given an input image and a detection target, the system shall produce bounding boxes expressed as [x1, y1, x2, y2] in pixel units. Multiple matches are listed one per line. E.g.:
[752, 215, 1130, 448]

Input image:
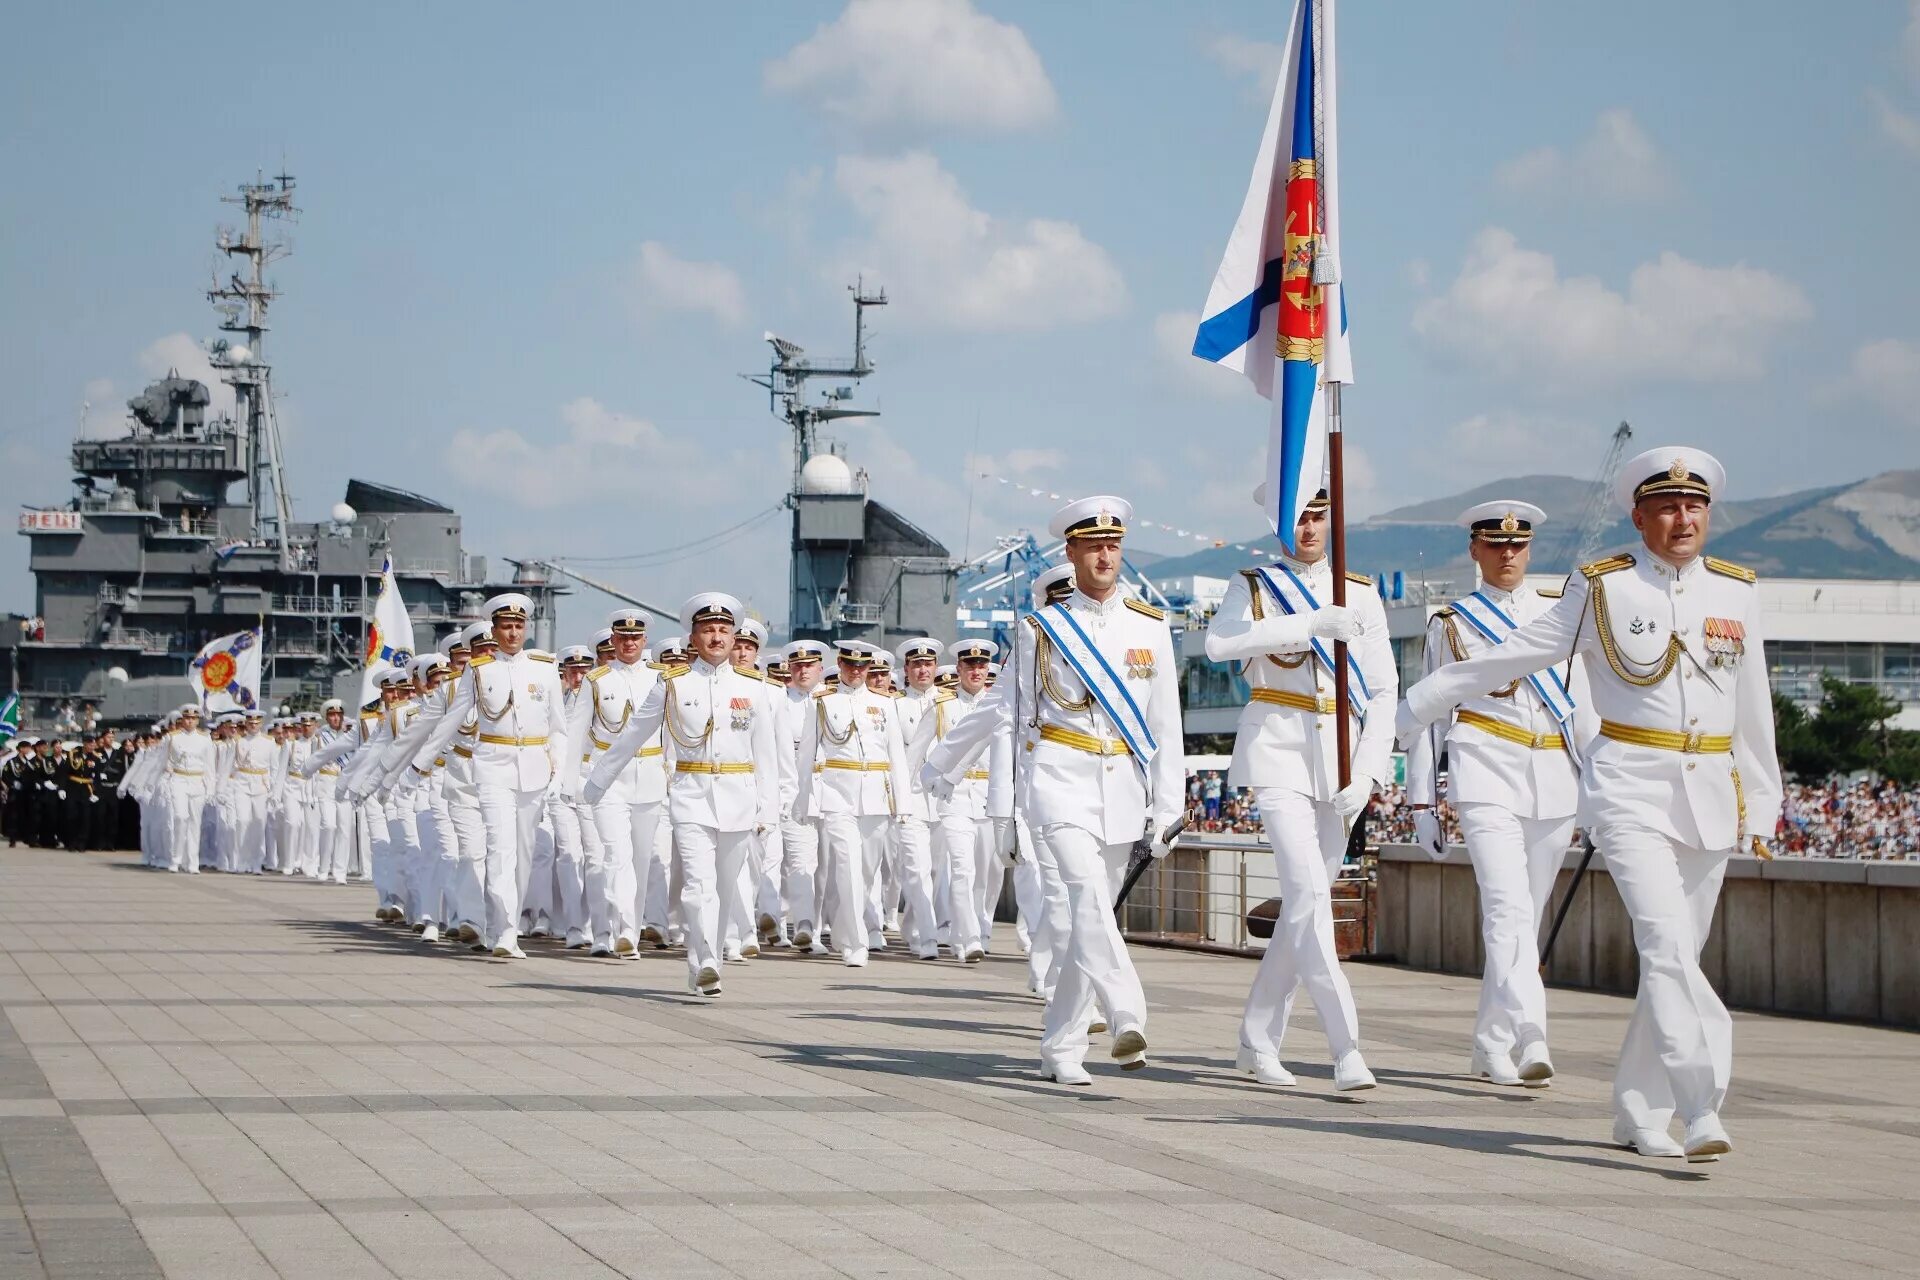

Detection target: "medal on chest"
[729, 696, 753, 731]
[1703, 617, 1745, 668]
[1125, 647, 1156, 680]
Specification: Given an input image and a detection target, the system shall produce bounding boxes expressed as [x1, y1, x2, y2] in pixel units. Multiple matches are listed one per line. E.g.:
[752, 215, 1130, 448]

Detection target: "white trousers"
[545, 798, 588, 936]
[818, 812, 882, 960]
[476, 784, 544, 948]
[444, 793, 486, 934]
[590, 798, 662, 947]
[1239, 787, 1359, 1062]
[888, 816, 939, 951]
[522, 815, 555, 929]
[1596, 825, 1733, 1130]
[1038, 824, 1144, 1066]
[643, 819, 673, 932]
[164, 784, 206, 873]
[751, 822, 785, 932]
[674, 823, 752, 976]
[974, 832, 1002, 943]
[931, 809, 985, 960]
[364, 798, 399, 907]
[780, 815, 820, 930]
[1457, 803, 1573, 1060]
[233, 792, 267, 873]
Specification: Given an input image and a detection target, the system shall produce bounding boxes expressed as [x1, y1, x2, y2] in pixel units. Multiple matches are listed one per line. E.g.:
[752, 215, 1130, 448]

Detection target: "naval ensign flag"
[359, 554, 418, 706]
[1190, 0, 1350, 552]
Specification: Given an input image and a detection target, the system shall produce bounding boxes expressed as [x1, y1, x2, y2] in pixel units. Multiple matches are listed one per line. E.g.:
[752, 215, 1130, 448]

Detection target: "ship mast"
[209, 172, 298, 545]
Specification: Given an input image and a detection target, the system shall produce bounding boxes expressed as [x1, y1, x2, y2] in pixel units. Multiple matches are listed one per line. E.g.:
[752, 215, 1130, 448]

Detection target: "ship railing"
[273, 594, 367, 617]
[98, 582, 130, 605]
[399, 558, 453, 577]
[834, 602, 883, 625]
[101, 627, 169, 651]
[150, 517, 222, 539]
[1115, 835, 1374, 956]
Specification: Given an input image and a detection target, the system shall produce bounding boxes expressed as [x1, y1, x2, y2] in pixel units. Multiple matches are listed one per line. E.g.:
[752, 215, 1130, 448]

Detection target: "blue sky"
[5, 0, 1919, 636]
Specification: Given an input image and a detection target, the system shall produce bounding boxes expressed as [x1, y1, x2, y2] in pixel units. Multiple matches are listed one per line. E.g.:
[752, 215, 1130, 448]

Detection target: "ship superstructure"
[5, 176, 562, 731]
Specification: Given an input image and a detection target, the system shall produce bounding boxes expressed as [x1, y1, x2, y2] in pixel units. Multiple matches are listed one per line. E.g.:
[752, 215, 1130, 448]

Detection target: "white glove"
[56, 789, 66, 801]
[1309, 605, 1363, 643]
[1332, 774, 1373, 822]
[1394, 700, 1422, 751]
[89, 794, 99, 804]
[991, 816, 1018, 866]
[1412, 808, 1446, 861]
[918, 762, 954, 803]
[1149, 836, 1173, 860]
[579, 778, 606, 808]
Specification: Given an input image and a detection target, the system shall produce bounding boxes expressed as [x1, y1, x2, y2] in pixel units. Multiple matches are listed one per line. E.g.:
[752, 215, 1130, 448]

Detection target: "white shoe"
[1613, 1119, 1685, 1158]
[915, 945, 939, 960]
[1041, 1061, 1093, 1087]
[529, 913, 552, 939]
[492, 941, 526, 960]
[693, 964, 722, 996]
[456, 923, 479, 944]
[1334, 1050, 1377, 1091]
[1235, 1045, 1296, 1087]
[1470, 1049, 1523, 1086]
[1683, 1114, 1732, 1163]
[962, 945, 985, 965]
[843, 949, 869, 968]
[1110, 1026, 1148, 1071]
[590, 943, 613, 958]
[640, 924, 666, 948]
[419, 923, 439, 944]
[614, 935, 636, 956]
[1516, 1041, 1554, 1088]
[724, 942, 745, 963]
[791, 923, 814, 950]
[866, 930, 888, 951]
[757, 912, 778, 936]
[564, 929, 590, 950]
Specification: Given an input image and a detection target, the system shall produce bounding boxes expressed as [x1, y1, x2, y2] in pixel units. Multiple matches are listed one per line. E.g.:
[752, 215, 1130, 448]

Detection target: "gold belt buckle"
[1098, 737, 1114, 756]
[1530, 732, 1548, 750]
[1318, 696, 1335, 714]
[1682, 731, 1702, 754]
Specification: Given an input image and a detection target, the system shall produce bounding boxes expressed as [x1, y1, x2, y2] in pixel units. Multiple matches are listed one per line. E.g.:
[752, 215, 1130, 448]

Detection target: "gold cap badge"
[1669, 456, 1689, 481]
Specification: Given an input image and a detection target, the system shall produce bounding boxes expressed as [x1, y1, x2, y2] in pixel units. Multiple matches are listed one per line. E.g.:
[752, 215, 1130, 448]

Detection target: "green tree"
[1772, 690, 1829, 780]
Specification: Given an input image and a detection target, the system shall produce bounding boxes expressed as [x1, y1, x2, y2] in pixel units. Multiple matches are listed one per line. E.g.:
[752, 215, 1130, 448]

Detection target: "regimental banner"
[189, 629, 262, 717]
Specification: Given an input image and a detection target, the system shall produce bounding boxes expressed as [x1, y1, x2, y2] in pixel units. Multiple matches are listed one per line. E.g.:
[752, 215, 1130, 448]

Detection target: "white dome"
[105, 666, 130, 684]
[799, 453, 855, 495]
[330, 502, 357, 524]
[227, 344, 252, 365]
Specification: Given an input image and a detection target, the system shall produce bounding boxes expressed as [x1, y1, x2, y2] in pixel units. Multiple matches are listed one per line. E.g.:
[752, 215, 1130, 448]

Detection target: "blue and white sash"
[1252, 565, 1373, 722]
[1451, 591, 1577, 729]
[1032, 603, 1156, 777]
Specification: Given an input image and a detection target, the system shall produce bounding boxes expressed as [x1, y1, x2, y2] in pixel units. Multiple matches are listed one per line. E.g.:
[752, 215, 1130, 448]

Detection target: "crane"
[511, 560, 678, 624]
[1554, 421, 1633, 569]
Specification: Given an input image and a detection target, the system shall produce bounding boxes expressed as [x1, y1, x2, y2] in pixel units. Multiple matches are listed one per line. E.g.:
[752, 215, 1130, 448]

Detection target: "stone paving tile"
[3, 845, 1920, 1279]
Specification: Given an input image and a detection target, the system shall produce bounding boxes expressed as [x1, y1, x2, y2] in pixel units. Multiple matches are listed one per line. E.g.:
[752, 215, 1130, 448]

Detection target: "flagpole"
[1328, 381, 1351, 790]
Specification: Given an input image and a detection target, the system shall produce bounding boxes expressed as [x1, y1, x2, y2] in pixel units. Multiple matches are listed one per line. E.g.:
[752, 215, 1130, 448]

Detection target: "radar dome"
[799, 453, 855, 495]
[330, 502, 356, 524]
[106, 666, 129, 685]
[227, 345, 252, 365]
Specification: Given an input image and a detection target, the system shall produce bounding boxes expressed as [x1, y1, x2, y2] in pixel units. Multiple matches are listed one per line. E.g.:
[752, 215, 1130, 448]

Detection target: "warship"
[3, 175, 563, 733]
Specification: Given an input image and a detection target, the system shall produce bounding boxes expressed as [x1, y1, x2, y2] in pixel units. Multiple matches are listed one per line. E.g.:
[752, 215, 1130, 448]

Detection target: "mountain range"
[1145, 470, 1920, 585]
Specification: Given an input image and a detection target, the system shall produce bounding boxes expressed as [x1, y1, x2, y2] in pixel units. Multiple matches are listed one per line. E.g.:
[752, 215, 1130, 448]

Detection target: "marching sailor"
[1398, 447, 1781, 1162]
[1202, 486, 1393, 1091]
[907, 637, 1009, 965]
[888, 637, 945, 959]
[925, 496, 1185, 1084]
[415, 593, 569, 959]
[161, 706, 214, 874]
[581, 593, 786, 995]
[777, 640, 831, 953]
[1405, 500, 1590, 1087]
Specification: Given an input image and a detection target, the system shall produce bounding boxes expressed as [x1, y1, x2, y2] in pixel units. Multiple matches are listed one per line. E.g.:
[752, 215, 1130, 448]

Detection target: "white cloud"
[1441, 411, 1588, 479]
[765, 0, 1057, 135]
[1412, 228, 1811, 386]
[1494, 108, 1670, 202]
[1152, 309, 1257, 399]
[449, 397, 779, 510]
[1846, 338, 1920, 426]
[1869, 90, 1920, 155]
[1203, 34, 1285, 103]
[630, 242, 749, 327]
[831, 150, 1125, 331]
[75, 333, 240, 440]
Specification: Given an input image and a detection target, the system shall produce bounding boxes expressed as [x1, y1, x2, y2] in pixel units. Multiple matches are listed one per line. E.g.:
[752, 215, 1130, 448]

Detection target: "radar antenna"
[208, 171, 299, 544]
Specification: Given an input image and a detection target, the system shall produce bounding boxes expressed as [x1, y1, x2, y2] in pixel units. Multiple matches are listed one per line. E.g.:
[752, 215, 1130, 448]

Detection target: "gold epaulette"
[468, 653, 495, 668]
[527, 651, 555, 663]
[814, 685, 834, 699]
[1580, 553, 1635, 579]
[1704, 556, 1757, 584]
[661, 664, 691, 679]
[732, 664, 765, 681]
[1432, 606, 1455, 619]
[587, 664, 611, 682]
[933, 689, 956, 703]
[1345, 571, 1372, 587]
[359, 709, 380, 720]
[647, 660, 671, 671]
[1123, 598, 1164, 620]
[1537, 583, 1565, 599]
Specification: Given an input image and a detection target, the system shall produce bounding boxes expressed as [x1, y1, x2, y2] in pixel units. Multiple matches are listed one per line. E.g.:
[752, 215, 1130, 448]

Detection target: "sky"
[4, 0, 1919, 637]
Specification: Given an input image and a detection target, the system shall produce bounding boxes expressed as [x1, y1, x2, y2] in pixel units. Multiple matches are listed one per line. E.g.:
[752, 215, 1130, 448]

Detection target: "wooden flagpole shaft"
[1328, 382, 1351, 790]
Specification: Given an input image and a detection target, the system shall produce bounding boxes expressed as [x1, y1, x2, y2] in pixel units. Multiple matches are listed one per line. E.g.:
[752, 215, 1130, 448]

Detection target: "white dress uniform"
[161, 716, 214, 873]
[230, 724, 278, 874]
[777, 641, 829, 949]
[889, 638, 946, 958]
[583, 594, 785, 994]
[926, 497, 1186, 1080]
[415, 594, 570, 957]
[300, 705, 358, 883]
[795, 643, 913, 966]
[1202, 492, 1395, 1088]
[1403, 501, 1593, 1085]
[570, 613, 668, 956]
[1401, 448, 1781, 1161]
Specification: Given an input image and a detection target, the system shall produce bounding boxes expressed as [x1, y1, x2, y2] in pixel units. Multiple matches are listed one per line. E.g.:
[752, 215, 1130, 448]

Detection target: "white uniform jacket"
[1405, 552, 1782, 851]
[907, 688, 1013, 822]
[162, 729, 215, 797]
[926, 589, 1185, 848]
[587, 659, 783, 832]
[892, 689, 938, 821]
[1404, 583, 1593, 820]
[780, 686, 815, 819]
[794, 683, 912, 820]
[1202, 558, 1398, 801]
[418, 649, 568, 792]
[568, 660, 668, 806]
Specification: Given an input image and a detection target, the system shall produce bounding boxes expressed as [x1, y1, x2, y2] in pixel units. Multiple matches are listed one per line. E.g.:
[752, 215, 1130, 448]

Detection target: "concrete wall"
[1374, 844, 1920, 1030]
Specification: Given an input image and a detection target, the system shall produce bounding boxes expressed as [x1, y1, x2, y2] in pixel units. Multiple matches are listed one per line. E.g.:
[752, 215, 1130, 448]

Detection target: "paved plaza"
[1, 845, 1916, 1280]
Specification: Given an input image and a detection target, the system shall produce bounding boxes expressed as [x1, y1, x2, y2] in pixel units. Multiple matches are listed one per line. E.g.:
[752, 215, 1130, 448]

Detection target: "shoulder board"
[647, 660, 670, 671]
[814, 686, 837, 699]
[1579, 553, 1635, 579]
[661, 664, 692, 679]
[1123, 598, 1164, 620]
[1432, 606, 1455, 619]
[933, 689, 956, 703]
[467, 653, 494, 668]
[731, 664, 765, 681]
[1703, 556, 1757, 584]
[1536, 584, 1565, 599]
[1345, 571, 1372, 586]
[359, 709, 380, 721]
[527, 652, 556, 663]
[586, 664, 611, 682]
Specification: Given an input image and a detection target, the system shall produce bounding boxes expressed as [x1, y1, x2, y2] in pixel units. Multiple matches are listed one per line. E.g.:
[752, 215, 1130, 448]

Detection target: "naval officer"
[1405, 500, 1590, 1088]
[416, 593, 569, 958]
[1203, 486, 1391, 1091]
[925, 496, 1185, 1084]
[1398, 447, 1781, 1161]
